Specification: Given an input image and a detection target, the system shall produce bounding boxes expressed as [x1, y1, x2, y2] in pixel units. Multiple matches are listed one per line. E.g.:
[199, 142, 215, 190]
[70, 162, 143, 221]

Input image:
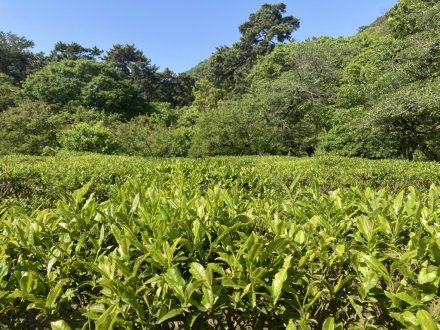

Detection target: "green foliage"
[21, 59, 148, 117]
[192, 79, 225, 111]
[238, 3, 299, 49]
[371, 78, 440, 160]
[1, 154, 439, 210]
[50, 41, 103, 61]
[320, 0, 440, 160]
[113, 103, 195, 157]
[316, 107, 399, 159]
[0, 31, 45, 83]
[0, 73, 19, 111]
[190, 96, 283, 157]
[387, 0, 440, 38]
[81, 73, 144, 115]
[0, 101, 59, 155]
[113, 115, 175, 157]
[57, 122, 116, 154]
[358, 15, 391, 36]
[0, 156, 439, 328]
[1, 1, 440, 160]
[207, 3, 300, 92]
[185, 58, 211, 80]
[104, 44, 159, 101]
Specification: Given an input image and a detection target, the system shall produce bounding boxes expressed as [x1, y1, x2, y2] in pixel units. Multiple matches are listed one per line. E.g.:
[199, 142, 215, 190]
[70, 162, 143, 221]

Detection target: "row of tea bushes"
[1, 153, 439, 209]
[0, 174, 439, 328]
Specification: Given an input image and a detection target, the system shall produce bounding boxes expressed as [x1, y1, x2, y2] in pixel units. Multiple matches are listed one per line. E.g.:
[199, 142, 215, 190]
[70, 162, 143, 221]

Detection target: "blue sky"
[0, 1, 397, 73]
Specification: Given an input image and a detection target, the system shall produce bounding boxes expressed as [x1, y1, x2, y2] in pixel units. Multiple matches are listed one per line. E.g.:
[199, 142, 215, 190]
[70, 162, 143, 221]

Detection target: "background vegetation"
[1, 0, 439, 160]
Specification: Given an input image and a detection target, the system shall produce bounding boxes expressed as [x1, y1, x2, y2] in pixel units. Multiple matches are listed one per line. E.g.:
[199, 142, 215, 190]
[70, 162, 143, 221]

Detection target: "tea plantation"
[0, 155, 439, 329]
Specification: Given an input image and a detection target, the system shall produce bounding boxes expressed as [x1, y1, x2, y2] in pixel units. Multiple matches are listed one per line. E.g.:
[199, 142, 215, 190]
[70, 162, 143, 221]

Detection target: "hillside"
[0, 0, 439, 160]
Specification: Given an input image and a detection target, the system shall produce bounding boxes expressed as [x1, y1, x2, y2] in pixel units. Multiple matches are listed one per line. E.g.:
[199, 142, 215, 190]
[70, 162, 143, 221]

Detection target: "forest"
[1, 0, 438, 160]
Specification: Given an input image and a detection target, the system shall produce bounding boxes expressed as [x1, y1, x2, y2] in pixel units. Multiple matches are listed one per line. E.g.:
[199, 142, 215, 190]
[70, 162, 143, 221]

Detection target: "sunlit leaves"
[0, 158, 439, 328]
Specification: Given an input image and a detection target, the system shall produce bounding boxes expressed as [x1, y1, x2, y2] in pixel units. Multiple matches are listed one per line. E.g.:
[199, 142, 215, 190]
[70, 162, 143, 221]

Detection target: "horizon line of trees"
[0, 0, 439, 161]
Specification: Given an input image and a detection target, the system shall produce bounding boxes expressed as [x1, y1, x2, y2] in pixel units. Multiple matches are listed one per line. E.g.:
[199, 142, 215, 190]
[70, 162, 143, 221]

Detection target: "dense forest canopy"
[0, 0, 439, 160]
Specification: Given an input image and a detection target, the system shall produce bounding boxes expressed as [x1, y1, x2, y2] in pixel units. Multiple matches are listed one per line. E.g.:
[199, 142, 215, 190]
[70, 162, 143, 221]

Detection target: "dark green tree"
[207, 3, 300, 92]
[0, 101, 60, 155]
[104, 44, 159, 100]
[152, 69, 195, 107]
[0, 31, 45, 84]
[238, 3, 299, 52]
[50, 42, 103, 61]
[0, 73, 19, 111]
[22, 59, 148, 118]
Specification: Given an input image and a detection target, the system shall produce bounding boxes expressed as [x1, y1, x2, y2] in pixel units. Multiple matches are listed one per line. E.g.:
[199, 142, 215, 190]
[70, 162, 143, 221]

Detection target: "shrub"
[0, 100, 59, 155]
[57, 121, 116, 153]
[0, 174, 438, 328]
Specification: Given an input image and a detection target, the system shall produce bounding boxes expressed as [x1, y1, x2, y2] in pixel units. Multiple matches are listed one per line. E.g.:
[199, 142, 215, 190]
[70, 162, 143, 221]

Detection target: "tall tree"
[22, 59, 148, 118]
[207, 3, 300, 92]
[152, 69, 195, 107]
[104, 44, 158, 100]
[50, 42, 103, 61]
[0, 31, 45, 84]
[238, 3, 299, 53]
[105, 46, 195, 107]
[0, 73, 18, 111]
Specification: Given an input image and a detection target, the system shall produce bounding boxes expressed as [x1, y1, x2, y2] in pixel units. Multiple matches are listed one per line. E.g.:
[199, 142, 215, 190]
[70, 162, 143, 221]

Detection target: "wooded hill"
[0, 0, 439, 160]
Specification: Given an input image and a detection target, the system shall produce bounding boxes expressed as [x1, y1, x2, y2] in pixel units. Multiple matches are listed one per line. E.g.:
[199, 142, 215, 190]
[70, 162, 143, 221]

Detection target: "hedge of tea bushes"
[0, 172, 439, 328]
[0, 154, 439, 210]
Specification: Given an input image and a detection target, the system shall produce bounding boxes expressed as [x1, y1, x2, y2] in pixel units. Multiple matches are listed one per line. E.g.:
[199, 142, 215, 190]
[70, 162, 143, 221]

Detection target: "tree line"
[0, 0, 439, 160]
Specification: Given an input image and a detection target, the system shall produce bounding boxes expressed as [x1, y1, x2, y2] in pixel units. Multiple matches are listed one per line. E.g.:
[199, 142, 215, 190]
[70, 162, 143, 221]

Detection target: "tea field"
[0, 155, 439, 329]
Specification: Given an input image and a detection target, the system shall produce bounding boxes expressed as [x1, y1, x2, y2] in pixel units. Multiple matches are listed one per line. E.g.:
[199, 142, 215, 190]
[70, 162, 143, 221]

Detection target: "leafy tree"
[113, 103, 198, 157]
[0, 31, 45, 83]
[22, 59, 148, 117]
[207, 45, 250, 92]
[51, 106, 121, 127]
[192, 79, 225, 111]
[324, 0, 440, 160]
[147, 68, 195, 107]
[207, 3, 300, 92]
[371, 78, 440, 160]
[104, 44, 158, 99]
[189, 96, 283, 157]
[81, 73, 145, 115]
[153, 68, 177, 104]
[0, 73, 19, 111]
[387, 0, 440, 38]
[0, 101, 59, 154]
[248, 37, 357, 155]
[316, 107, 399, 159]
[169, 73, 196, 107]
[105, 44, 157, 77]
[105, 45, 194, 107]
[238, 3, 299, 52]
[113, 115, 178, 157]
[185, 59, 211, 80]
[50, 41, 103, 61]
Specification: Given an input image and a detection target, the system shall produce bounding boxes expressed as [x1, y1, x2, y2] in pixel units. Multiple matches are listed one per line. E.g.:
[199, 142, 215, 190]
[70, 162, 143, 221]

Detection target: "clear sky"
[0, 1, 397, 73]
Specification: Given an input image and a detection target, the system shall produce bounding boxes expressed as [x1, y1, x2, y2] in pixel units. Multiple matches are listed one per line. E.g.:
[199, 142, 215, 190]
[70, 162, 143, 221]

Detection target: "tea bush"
[0, 154, 439, 209]
[0, 155, 439, 328]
